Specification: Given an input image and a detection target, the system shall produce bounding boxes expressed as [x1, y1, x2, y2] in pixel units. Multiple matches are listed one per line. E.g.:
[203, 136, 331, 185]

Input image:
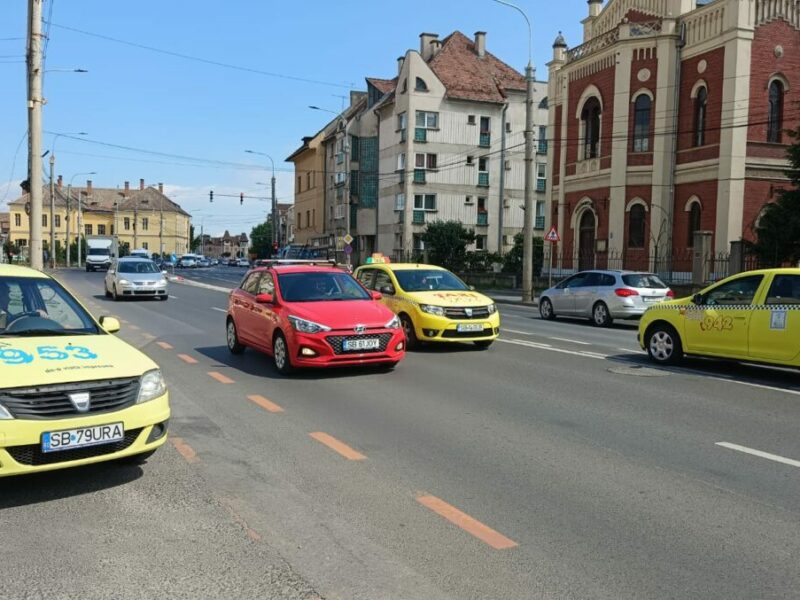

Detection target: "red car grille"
[325, 333, 393, 355]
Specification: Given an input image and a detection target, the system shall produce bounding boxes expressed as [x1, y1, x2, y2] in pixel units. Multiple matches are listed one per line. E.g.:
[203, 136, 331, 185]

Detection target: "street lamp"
[68, 170, 96, 268]
[48, 131, 88, 268]
[244, 150, 278, 251]
[492, 0, 536, 303]
[308, 105, 339, 114]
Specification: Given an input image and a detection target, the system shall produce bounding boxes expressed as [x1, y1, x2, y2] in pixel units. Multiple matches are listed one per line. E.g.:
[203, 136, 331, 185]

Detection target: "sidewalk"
[479, 289, 538, 308]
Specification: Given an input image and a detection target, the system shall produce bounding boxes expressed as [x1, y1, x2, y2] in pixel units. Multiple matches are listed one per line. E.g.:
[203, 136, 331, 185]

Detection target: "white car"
[236, 258, 251, 268]
[105, 258, 169, 301]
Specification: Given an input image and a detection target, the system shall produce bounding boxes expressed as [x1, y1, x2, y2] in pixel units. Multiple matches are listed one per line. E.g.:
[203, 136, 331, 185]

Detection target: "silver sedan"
[104, 257, 169, 301]
[539, 270, 673, 326]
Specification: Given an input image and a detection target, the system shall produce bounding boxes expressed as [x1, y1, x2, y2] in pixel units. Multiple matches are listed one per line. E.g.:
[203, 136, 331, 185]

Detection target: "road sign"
[544, 226, 560, 243]
[344, 244, 353, 255]
[343, 234, 354, 245]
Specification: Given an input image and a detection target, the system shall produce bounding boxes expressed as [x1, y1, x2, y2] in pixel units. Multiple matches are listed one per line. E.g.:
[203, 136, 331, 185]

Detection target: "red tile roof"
[366, 77, 396, 94]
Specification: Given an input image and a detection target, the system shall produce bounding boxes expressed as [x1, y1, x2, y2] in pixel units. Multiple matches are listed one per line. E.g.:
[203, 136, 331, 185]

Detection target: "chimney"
[158, 182, 164, 194]
[419, 33, 439, 61]
[588, 0, 603, 18]
[139, 178, 145, 190]
[397, 56, 405, 75]
[86, 180, 93, 194]
[474, 31, 486, 58]
[124, 181, 130, 194]
[57, 175, 63, 188]
[430, 39, 442, 57]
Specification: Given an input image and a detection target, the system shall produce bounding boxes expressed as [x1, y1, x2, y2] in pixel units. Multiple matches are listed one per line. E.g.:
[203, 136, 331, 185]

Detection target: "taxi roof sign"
[544, 226, 560, 243]
[365, 253, 390, 264]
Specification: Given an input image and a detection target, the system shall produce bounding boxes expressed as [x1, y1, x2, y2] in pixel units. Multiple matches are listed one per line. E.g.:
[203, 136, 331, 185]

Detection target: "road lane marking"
[142, 333, 156, 340]
[177, 354, 198, 364]
[208, 371, 235, 384]
[498, 338, 607, 360]
[128, 324, 140, 331]
[617, 347, 642, 353]
[211, 307, 227, 313]
[716, 442, 800, 468]
[705, 376, 800, 397]
[169, 295, 178, 299]
[247, 394, 284, 413]
[309, 432, 366, 460]
[156, 341, 173, 350]
[549, 336, 591, 346]
[170, 437, 199, 463]
[502, 328, 535, 336]
[415, 494, 518, 550]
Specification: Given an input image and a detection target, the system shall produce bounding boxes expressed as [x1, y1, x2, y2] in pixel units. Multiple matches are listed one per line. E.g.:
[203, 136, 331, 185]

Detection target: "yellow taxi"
[354, 256, 500, 349]
[0, 264, 170, 477]
[639, 268, 800, 366]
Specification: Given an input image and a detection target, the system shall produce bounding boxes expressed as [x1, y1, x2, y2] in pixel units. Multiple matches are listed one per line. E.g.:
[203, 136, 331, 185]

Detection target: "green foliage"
[421, 220, 476, 272]
[502, 233, 544, 276]
[249, 221, 274, 258]
[463, 251, 502, 272]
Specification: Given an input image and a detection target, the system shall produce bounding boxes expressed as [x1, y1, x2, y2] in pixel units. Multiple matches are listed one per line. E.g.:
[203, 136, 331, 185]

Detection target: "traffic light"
[209, 190, 214, 202]
[240, 192, 244, 205]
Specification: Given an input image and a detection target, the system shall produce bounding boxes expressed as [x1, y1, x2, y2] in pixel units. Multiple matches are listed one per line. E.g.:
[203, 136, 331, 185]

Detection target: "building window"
[632, 94, 651, 152]
[581, 97, 601, 159]
[398, 112, 407, 142]
[414, 194, 436, 211]
[536, 163, 546, 192]
[17, 239, 27, 247]
[479, 116, 491, 147]
[395, 193, 405, 211]
[142, 218, 149, 231]
[297, 211, 302, 229]
[350, 135, 359, 161]
[297, 176, 302, 192]
[312, 209, 315, 227]
[305, 173, 311, 190]
[415, 77, 428, 92]
[693, 86, 707, 147]
[415, 111, 438, 129]
[96, 224, 105, 235]
[687, 202, 702, 247]
[124, 217, 130, 231]
[468, 115, 476, 125]
[475, 235, 487, 250]
[14, 213, 20, 227]
[42, 214, 47, 227]
[466, 155, 474, 165]
[397, 153, 406, 171]
[628, 204, 646, 248]
[767, 80, 784, 143]
[85, 224, 92, 236]
[55, 214, 61, 228]
[142, 242, 148, 250]
[478, 157, 489, 187]
[537, 125, 547, 153]
[415, 153, 437, 169]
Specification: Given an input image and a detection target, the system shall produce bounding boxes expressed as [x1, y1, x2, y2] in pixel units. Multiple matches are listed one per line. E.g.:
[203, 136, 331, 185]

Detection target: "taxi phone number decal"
[0, 345, 98, 365]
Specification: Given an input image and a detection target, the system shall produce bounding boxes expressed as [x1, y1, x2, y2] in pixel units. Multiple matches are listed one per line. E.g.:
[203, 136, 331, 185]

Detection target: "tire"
[272, 332, 293, 375]
[646, 323, 683, 365]
[86, 266, 93, 272]
[592, 301, 613, 327]
[112, 284, 120, 302]
[117, 449, 157, 465]
[400, 314, 418, 350]
[539, 297, 556, 320]
[105, 284, 112, 299]
[473, 340, 493, 349]
[226, 318, 245, 355]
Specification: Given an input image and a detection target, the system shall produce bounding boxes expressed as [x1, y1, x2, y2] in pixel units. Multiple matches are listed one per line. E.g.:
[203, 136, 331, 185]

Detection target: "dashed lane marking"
[142, 333, 156, 340]
[416, 494, 518, 550]
[156, 341, 173, 350]
[177, 354, 198, 364]
[247, 394, 284, 413]
[208, 371, 235, 384]
[309, 432, 366, 461]
[211, 307, 227, 313]
[716, 442, 800, 468]
[549, 336, 592, 346]
[498, 337, 607, 360]
[128, 324, 140, 331]
[170, 437, 199, 463]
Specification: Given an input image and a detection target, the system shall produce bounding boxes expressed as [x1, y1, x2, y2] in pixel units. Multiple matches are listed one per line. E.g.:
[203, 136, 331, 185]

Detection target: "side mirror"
[99, 315, 121, 333]
[692, 293, 703, 305]
[469, 285, 476, 291]
[379, 285, 395, 296]
[370, 290, 383, 300]
[255, 293, 274, 304]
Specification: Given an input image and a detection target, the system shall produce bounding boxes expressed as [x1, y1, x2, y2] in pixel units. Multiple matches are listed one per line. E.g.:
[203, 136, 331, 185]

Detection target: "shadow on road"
[0, 462, 144, 509]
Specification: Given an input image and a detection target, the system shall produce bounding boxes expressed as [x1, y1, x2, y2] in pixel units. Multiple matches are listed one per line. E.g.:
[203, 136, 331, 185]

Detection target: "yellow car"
[354, 260, 500, 349]
[0, 264, 170, 477]
[639, 268, 800, 367]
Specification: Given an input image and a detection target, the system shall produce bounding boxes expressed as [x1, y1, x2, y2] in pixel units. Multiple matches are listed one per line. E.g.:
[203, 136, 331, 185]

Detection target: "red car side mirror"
[255, 293, 274, 304]
[370, 291, 382, 300]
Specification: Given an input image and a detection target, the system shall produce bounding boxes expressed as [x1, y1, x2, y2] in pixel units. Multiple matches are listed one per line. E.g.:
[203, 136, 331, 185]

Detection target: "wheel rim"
[649, 330, 674, 361]
[402, 318, 413, 340]
[541, 300, 552, 318]
[227, 322, 237, 349]
[274, 337, 286, 368]
[594, 304, 607, 324]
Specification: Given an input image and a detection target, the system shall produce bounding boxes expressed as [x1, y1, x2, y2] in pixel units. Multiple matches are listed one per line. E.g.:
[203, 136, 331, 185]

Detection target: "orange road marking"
[309, 432, 366, 461]
[208, 371, 234, 384]
[177, 354, 198, 364]
[247, 394, 284, 413]
[156, 341, 173, 350]
[416, 494, 518, 550]
[170, 437, 199, 463]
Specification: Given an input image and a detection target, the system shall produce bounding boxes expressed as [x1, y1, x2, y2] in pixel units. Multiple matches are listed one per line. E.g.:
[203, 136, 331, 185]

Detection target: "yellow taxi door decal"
[748, 274, 800, 363]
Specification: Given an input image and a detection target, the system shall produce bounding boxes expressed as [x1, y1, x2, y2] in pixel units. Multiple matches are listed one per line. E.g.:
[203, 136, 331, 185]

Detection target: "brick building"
[546, 0, 799, 273]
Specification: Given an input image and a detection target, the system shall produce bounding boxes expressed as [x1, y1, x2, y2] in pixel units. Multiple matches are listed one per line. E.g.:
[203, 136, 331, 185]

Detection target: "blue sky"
[0, 0, 586, 236]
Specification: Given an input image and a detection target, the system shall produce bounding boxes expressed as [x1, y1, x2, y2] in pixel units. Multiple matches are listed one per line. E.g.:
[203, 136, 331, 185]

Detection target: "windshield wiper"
[0, 329, 95, 337]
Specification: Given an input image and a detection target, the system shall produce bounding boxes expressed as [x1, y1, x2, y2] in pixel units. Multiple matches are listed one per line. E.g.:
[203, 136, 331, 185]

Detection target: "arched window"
[767, 80, 784, 143]
[415, 77, 428, 92]
[693, 86, 707, 147]
[632, 95, 651, 152]
[581, 97, 601, 159]
[538, 96, 549, 109]
[687, 202, 702, 247]
[628, 204, 646, 248]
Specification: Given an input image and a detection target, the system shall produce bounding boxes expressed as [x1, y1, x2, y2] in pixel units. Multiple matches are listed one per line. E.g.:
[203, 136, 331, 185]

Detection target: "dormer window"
[415, 77, 428, 92]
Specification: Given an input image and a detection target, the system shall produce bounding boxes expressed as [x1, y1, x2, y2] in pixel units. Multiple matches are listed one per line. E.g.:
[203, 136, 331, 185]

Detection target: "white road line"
[716, 442, 800, 468]
[549, 336, 591, 346]
[498, 338, 607, 360]
[704, 376, 800, 397]
[503, 328, 534, 336]
[211, 307, 227, 313]
[169, 295, 179, 299]
[617, 347, 642, 353]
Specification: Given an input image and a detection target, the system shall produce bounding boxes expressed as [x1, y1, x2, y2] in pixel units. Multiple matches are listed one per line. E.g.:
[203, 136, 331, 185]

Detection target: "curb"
[493, 298, 538, 308]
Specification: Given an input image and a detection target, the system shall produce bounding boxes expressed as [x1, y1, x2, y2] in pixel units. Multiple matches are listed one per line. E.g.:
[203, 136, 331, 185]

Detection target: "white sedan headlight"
[384, 314, 401, 329]
[137, 369, 166, 403]
[420, 304, 445, 317]
[0, 403, 13, 420]
[118, 278, 131, 286]
[288, 315, 331, 334]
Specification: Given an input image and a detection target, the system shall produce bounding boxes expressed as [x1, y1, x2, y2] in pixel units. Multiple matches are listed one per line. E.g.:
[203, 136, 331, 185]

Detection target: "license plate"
[643, 296, 662, 303]
[457, 323, 484, 332]
[42, 422, 125, 453]
[343, 338, 380, 351]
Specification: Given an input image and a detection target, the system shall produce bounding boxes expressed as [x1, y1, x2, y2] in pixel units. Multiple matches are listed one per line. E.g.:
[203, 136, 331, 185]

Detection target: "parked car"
[640, 268, 800, 366]
[227, 258, 238, 267]
[225, 263, 405, 374]
[0, 264, 170, 477]
[197, 258, 211, 268]
[178, 256, 197, 268]
[539, 270, 674, 326]
[236, 258, 251, 268]
[104, 258, 169, 301]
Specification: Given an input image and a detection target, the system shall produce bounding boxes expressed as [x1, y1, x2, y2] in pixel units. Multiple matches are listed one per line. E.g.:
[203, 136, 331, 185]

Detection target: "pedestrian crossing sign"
[545, 226, 560, 243]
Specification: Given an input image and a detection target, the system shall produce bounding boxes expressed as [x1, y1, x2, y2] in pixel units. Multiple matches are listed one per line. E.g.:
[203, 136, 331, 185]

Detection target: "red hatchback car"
[225, 263, 406, 374]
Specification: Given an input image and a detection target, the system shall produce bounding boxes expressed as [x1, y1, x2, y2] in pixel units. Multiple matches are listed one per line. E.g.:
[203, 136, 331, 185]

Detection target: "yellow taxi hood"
[0, 333, 157, 389]
[406, 290, 494, 307]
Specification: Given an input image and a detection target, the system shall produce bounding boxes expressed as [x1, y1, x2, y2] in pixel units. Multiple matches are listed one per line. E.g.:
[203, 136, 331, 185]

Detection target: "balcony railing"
[415, 128, 427, 142]
[535, 216, 545, 229]
[536, 179, 546, 192]
[412, 210, 425, 224]
[478, 172, 489, 187]
[477, 212, 488, 226]
[413, 169, 426, 183]
[479, 133, 491, 147]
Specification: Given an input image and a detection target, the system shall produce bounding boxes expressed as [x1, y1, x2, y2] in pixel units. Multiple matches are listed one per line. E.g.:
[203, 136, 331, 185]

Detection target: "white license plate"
[343, 338, 380, 351]
[457, 323, 484, 332]
[42, 422, 125, 453]
[643, 296, 663, 303]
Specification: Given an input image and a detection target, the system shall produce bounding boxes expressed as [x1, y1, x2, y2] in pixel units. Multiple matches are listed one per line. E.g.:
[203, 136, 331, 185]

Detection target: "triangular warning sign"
[544, 226, 560, 243]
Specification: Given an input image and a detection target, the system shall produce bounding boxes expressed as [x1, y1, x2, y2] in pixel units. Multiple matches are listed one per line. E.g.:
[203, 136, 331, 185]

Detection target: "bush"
[502, 233, 544, 276]
[421, 221, 476, 272]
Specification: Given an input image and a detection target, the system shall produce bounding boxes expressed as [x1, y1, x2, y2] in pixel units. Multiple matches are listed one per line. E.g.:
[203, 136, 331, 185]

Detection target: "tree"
[421, 220, 475, 272]
[754, 128, 800, 265]
[503, 233, 544, 277]
[249, 221, 274, 258]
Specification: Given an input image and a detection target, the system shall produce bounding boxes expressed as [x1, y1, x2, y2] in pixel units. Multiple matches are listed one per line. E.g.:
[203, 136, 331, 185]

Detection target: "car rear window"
[622, 274, 667, 289]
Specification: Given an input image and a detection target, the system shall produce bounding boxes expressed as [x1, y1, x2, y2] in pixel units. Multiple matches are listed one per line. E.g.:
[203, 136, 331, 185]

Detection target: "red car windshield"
[278, 272, 371, 302]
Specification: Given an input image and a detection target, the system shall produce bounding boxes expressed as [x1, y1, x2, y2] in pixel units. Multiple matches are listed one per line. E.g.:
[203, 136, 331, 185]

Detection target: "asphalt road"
[4, 266, 800, 600]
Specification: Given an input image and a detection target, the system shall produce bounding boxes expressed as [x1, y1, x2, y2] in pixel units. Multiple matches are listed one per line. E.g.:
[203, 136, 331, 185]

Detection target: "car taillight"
[614, 288, 639, 297]
[666, 289, 675, 298]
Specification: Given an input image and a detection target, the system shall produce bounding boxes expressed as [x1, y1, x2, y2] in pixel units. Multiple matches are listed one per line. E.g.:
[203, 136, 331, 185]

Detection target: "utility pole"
[522, 62, 536, 303]
[271, 174, 277, 249]
[159, 203, 164, 258]
[48, 153, 55, 268]
[66, 183, 71, 267]
[27, 0, 44, 270]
